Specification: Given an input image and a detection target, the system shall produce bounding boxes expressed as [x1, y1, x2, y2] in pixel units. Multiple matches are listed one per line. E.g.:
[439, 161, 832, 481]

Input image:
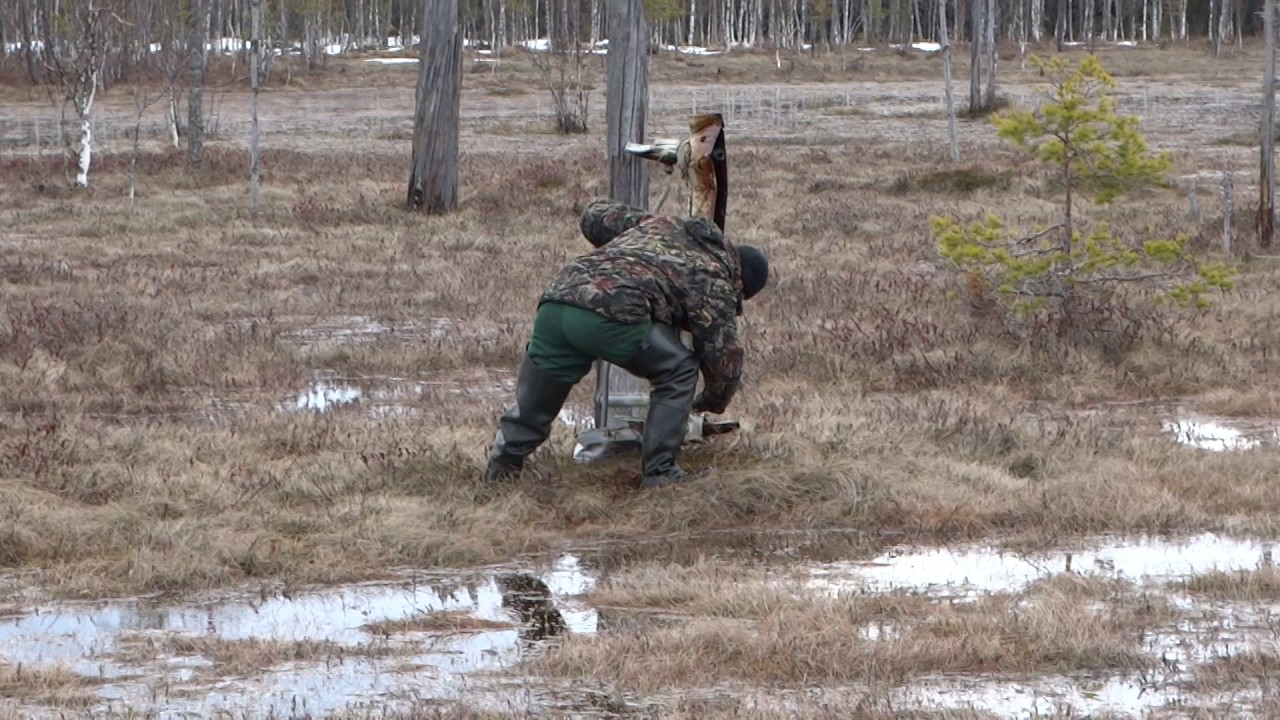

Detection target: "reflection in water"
[1162, 415, 1280, 452]
[0, 555, 595, 718]
[807, 532, 1276, 598]
[497, 573, 568, 641]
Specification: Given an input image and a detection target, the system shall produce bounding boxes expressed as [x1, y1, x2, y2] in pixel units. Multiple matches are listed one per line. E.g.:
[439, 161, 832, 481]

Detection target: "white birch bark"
[75, 79, 95, 188]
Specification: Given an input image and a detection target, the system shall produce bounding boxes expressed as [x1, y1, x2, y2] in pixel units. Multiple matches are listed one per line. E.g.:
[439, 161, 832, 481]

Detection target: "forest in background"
[0, 0, 1269, 90]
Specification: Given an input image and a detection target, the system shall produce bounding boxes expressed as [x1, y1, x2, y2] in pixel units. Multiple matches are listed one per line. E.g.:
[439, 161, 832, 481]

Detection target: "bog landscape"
[3, 4, 1280, 717]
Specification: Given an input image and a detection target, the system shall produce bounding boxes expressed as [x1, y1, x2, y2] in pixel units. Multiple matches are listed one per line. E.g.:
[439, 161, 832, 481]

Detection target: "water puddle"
[0, 556, 595, 717]
[280, 371, 514, 417]
[808, 532, 1275, 598]
[277, 315, 486, 347]
[10, 533, 1280, 716]
[893, 674, 1196, 717]
[1164, 415, 1280, 452]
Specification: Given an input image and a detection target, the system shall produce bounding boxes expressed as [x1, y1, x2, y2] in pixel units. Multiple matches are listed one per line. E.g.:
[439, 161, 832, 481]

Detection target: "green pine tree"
[934, 54, 1235, 322]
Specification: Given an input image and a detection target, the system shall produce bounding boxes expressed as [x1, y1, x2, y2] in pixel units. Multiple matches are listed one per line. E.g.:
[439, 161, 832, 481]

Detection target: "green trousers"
[526, 302, 652, 383]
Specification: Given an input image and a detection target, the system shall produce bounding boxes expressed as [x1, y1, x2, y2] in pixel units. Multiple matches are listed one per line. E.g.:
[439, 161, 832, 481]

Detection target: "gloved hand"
[693, 394, 727, 415]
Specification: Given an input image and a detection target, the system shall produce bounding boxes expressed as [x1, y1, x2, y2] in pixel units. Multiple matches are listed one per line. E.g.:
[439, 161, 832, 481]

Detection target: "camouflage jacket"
[540, 198, 745, 413]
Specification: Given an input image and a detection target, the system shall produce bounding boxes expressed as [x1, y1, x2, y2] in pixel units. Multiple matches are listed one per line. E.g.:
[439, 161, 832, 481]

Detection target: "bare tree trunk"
[941, 0, 959, 161]
[1031, 0, 1043, 40]
[75, 75, 97, 188]
[983, 0, 996, 108]
[130, 87, 163, 203]
[1261, 0, 1275, 249]
[19, 0, 38, 84]
[1211, 0, 1222, 57]
[969, 0, 982, 111]
[250, 0, 262, 217]
[1055, 0, 1066, 50]
[1222, 166, 1233, 253]
[407, 0, 463, 212]
[188, 0, 208, 164]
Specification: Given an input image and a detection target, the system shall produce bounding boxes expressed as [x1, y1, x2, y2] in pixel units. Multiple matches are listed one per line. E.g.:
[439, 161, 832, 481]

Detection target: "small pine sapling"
[933, 54, 1236, 335]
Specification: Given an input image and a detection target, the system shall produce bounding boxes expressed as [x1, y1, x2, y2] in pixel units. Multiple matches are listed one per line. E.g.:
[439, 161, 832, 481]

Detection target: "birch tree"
[406, 0, 462, 213]
[42, 1, 110, 188]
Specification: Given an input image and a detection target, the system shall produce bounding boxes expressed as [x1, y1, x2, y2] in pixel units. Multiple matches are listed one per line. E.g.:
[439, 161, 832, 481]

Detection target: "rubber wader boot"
[617, 324, 708, 489]
[486, 355, 577, 483]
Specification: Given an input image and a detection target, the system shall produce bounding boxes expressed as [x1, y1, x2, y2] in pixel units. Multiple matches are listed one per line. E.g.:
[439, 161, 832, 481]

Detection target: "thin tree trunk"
[941, 0, 959, 161]
[1055, 0, 1066, 51]
[407, 0, 463, 212]
[1222, 167, 1233, 253]
[1261, 0, 1275, 249]
[983, 0, 996, 108]
[75, 78, 96, 187]
[188, 0, 207, 164]
[19, 0, 38, 84]
[250, 0, 262, 217]
[969, 0, 982, 111]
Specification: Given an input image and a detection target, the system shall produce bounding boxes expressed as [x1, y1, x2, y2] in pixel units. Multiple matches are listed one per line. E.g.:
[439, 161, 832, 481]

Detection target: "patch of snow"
[322, 43, 344, 56]
[4, 40, 44, 53]
[519, 37, 550, 52]
[658, 43, 723, 56]
[1117, 40, 1139, 47]
[291, 381, 363, 412]
[364, 58, 419, 65]
[857, 47, 876, 52]
[889, 41, 942, 53]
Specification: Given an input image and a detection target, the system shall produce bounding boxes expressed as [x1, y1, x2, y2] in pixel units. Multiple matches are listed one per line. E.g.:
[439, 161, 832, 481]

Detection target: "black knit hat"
[738, 246, 769, 300]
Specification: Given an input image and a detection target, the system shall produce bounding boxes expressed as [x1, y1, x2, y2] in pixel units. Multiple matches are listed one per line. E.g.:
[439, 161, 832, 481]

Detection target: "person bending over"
[484, 198, 769, 489]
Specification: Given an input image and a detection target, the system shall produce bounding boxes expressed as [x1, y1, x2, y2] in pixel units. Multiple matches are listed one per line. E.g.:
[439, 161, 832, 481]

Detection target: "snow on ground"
[888, 41, 943, 53]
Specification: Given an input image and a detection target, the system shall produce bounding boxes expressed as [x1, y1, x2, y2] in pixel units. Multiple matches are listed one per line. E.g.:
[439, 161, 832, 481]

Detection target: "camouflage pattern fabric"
[542, 198, 746, 414]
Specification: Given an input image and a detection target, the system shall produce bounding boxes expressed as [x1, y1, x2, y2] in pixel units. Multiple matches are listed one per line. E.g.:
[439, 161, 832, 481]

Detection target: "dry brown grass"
[0, 42, 1278, 604]
[520, 560, 1177, 692]
[362, 611, 519, 635]
[1189, 650, 1280, 692]
[0, 663, 99, 709]
[112, 635, 402, 676]
[1175, 564, 1280, 600]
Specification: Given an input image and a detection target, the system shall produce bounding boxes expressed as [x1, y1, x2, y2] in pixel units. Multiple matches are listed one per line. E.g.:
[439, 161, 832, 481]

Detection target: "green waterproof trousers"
[526, 301, 652, 382]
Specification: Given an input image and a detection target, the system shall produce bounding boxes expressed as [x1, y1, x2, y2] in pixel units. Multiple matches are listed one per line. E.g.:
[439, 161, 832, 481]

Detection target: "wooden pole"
[596, 0, 651, 431]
